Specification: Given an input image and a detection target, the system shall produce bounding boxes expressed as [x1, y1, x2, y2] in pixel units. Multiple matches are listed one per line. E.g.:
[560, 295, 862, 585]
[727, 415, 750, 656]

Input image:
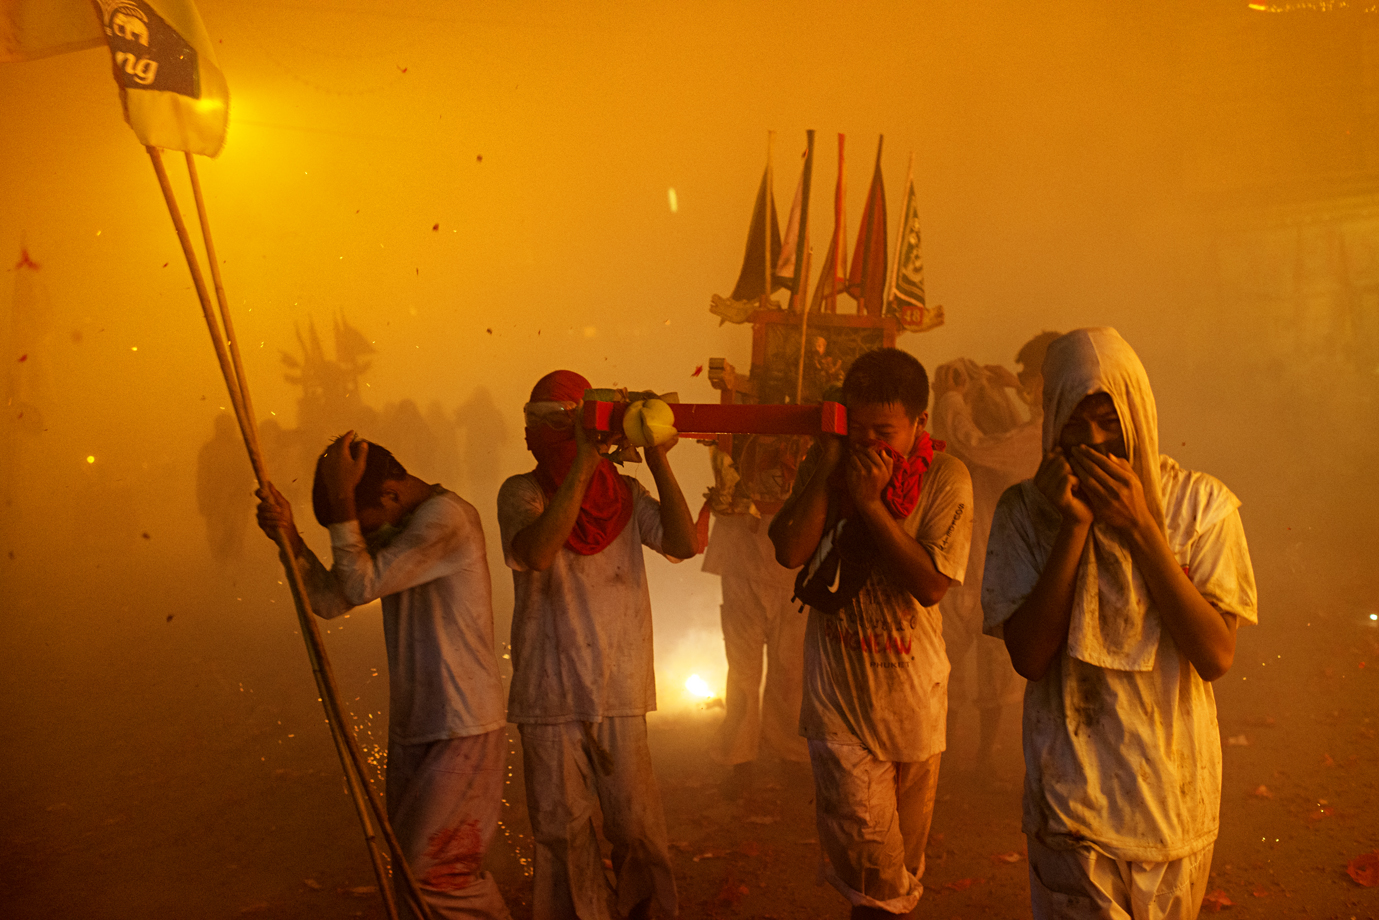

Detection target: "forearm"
[511, 457, 599, 571]
[1002, 519, 1089, 681]
[1129, 528, 1238, 680]
[646, 448, 697, 558]
[854, 501, 951, 606]
[770, 474, 833, 568]
[280, 539, 354, 620]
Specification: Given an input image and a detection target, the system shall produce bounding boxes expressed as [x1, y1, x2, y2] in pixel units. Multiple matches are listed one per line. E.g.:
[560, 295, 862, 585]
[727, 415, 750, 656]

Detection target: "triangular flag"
[0, 0, 103, 62]
[846, 136, 887, 318]
[728, 166, 782, 302]
[887, 173, 942, 332]
[810, 134, 847, 314]
[93, 0, 229, 156]
[774, 166, 804, 290]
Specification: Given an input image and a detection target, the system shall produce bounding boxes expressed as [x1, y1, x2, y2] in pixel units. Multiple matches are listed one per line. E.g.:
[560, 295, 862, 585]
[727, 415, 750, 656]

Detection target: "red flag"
[846, 136, 887, 317]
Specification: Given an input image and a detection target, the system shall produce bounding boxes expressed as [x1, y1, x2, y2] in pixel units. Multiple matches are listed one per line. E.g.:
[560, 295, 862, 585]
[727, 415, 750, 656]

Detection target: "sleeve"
[1186, 506, 1258, 626]
[630, 476, 681, 560]
[326, 497, 469, 607]
[497, 474, 545, 572]
[981, 486, 1044, 638]
[287, 543, 355, 621]
[914, 455, 974, 584]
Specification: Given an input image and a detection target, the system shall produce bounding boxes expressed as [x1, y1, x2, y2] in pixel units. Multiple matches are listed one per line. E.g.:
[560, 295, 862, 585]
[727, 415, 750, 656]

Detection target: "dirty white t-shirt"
[498, 472, 676, 724]
[295, 489, 507, 746]
[791, 447, 974, 763]
[982, 457, 1259, 862]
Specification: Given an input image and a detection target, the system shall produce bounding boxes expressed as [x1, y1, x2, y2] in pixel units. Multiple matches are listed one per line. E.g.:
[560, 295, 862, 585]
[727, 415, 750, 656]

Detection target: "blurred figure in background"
[196, 411, 253, 563]
[701, 433, 811, 799]
[255, 432, 510, 920]
[930, 331, 1058, 767]
[499, 370, 698, 920]
[984, 328, 1257, 920]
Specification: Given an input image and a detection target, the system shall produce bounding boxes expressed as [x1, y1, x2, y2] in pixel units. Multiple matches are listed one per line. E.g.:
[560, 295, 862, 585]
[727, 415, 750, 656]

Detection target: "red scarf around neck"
[525, 370, 633, 555]
[858, 431, 939, 519]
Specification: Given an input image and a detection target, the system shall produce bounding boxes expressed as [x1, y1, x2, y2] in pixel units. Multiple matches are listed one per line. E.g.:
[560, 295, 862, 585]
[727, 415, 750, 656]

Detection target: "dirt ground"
[2, 547, 1377, 920]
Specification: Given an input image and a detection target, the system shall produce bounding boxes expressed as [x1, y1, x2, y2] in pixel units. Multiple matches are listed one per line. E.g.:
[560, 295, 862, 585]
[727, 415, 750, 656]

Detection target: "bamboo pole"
[178, 149, 439, 920]
[763, 130, 774, 307]
[793, 130, 816, 404]
[146, 146, 431, 920]
[830, 133, 845, 315]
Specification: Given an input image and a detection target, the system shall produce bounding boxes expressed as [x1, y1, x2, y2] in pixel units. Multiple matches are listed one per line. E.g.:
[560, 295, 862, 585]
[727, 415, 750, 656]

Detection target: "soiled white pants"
[387, 728, 512, 920]
[809, 740, 942, 915]
[712, 572, 809, 765]
[1027, 836, 1214, 920]
[519, 717, 678, 919]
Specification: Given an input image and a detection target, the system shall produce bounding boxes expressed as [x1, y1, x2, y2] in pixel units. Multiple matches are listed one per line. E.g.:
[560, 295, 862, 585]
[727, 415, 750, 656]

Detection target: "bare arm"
[645, 438, 698, 559]
[769, 438, 844, 568]
[510, 416, 601, 572]
[847, 445, 953, 607]
[1071, 447, 1239, 680]
[1000, 450, 1093, 681]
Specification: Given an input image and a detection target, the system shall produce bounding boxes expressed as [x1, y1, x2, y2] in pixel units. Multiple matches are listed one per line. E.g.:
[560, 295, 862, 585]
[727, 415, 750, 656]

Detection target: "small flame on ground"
[685, 674, 714, 699]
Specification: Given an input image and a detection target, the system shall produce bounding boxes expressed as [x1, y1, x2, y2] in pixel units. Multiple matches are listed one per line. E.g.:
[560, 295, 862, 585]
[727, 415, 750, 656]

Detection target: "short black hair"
[312, 439, 408, 526]
[841, 348, 929, 418]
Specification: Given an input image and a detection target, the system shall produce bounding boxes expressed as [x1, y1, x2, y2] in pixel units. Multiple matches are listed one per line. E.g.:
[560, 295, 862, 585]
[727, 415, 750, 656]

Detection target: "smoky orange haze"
[0, 3, 1376, 907]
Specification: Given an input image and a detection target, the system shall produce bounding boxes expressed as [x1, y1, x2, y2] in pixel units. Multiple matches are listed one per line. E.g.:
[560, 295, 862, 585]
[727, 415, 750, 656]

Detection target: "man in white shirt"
[983, 328, 1258, 920]
[255, 431, 510, 920]
[771, 348, 974, 919]
[498, 370, 698, 920]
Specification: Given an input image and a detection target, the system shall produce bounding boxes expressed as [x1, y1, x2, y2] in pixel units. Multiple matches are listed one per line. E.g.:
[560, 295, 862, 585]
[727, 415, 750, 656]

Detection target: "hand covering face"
[1042, 327, 1164, 671]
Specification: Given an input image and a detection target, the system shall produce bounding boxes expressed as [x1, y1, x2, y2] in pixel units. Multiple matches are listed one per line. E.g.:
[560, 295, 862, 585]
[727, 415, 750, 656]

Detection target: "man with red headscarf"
[498, 370, 698, 920]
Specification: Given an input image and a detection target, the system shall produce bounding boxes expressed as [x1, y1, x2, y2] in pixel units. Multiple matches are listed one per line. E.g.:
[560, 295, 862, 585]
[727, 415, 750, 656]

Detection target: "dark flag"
[729, 166, 783, 302]
[846, 136, 887, 318]
[809, 133, 848, 314]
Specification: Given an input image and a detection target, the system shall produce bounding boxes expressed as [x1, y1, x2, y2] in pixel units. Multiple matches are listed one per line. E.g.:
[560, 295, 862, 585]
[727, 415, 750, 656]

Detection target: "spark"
[685, 674, 714, 699]
[86, 455, 95, 464]
[667, 187, 679, 213]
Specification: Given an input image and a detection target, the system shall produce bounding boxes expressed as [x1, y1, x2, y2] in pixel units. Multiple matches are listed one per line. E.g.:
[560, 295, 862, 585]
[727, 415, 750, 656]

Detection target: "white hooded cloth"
[981, 327, 1259, 861]
[1042, 327, 1164, 671]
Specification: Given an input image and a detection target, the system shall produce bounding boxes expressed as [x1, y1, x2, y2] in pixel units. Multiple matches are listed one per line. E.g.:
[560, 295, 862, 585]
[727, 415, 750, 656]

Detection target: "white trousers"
[1027, 836, 1214, 920]
[809, 740, 942, 915]
[387, 728, 512, 920]
[519, 717, 678, 919]
[713, 572, 809, 765]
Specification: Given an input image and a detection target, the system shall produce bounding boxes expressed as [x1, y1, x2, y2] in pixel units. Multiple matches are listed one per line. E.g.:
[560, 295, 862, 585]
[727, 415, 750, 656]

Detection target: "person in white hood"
[982, 328, 1257, 920]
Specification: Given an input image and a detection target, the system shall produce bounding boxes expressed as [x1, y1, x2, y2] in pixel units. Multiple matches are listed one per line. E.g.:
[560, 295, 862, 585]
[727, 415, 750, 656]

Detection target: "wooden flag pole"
[145, 146, 430, 920]
[793, 130, 816, 404]
[179, 150, 440, 920]
[763, 130, 774, 306]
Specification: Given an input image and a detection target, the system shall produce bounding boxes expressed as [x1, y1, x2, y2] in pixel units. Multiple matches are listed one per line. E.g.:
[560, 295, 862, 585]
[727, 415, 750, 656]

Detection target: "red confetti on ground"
[1201, 889, 1234, 911]
[691, 364, 704, 377]
[945, 878, 982, 892]
[715, 876, 750, 906]
[1307, 806, 1335, 822]
[990, 851, 1023, 864]
[1250, 785, 1273, 799]
[1322, 753, 1336, 767]
[1347, 851, 1379, 887]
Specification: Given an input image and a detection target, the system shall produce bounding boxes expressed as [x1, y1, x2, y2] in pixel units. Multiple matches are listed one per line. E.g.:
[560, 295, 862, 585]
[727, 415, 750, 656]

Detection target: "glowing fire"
[685, 674, 714, 699]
